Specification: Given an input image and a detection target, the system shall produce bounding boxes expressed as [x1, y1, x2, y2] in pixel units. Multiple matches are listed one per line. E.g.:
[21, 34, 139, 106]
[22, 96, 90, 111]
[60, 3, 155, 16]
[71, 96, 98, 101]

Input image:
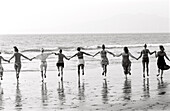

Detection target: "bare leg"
[160, 70, 163, 78]
[0, 72, 3, 80]
[41, 71, 44, 82]
[104, 65, 107, 77]
[128, 64, 131, 75]
[81, 65, 84, 75]
[15, 64, 21, 82]
[57, 66, 60, 76]
[146, 61, 149, 76]
[61, 67, 63, 81]
[16, 67, 20, 82]
[123, 66, 128, 75]
[44, 66, 47, 78]
[157, 69, 160, 76]
[142, 61, 145, 77]
[102, 65, 105, 75]
[78, 65, 80, 78]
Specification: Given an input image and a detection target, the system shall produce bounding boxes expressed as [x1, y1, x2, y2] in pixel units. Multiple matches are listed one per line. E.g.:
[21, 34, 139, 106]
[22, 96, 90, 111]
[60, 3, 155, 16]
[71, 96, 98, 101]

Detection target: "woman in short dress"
[93, 44, 115, 77]
[156, 45, 170, 78]
[116, 47, 137, 77]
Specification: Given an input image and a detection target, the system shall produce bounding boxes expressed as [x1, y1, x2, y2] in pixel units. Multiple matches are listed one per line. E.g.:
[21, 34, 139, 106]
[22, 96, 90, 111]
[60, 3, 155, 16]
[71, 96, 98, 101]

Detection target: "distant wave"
[82, 43, 170, 50]
[2, 43, 170, 54]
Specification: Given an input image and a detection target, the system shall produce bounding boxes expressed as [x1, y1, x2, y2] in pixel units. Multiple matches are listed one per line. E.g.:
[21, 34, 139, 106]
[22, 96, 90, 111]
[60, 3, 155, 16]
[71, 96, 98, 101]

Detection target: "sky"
[0, 0, 169, 34]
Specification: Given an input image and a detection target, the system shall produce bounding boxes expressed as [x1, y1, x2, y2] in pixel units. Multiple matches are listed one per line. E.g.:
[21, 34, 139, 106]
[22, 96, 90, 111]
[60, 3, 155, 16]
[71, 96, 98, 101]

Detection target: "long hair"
[13, 46, 19, 52]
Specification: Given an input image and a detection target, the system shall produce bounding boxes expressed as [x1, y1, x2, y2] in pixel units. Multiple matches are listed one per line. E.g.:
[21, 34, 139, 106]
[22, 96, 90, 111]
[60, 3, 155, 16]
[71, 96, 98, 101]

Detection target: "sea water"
[0, 33, 170, 72]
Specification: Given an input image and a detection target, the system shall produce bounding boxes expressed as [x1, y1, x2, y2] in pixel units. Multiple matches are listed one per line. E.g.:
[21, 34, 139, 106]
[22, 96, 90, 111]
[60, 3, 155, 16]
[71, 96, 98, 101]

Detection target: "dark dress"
[122, 53, 131, 74]
[157, 51, 170, 70]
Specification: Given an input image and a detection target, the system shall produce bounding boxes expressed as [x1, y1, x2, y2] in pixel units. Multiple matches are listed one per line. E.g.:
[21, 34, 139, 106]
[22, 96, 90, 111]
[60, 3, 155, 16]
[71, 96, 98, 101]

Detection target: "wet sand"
[1, 61, 170, 111]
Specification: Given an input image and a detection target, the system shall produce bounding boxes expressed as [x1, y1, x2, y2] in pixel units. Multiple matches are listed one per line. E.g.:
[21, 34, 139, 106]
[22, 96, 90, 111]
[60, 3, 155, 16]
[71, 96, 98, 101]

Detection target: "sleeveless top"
[77, 51, 84, 59]
[122, 52, 131, 66]
[142, 49, 149, 59]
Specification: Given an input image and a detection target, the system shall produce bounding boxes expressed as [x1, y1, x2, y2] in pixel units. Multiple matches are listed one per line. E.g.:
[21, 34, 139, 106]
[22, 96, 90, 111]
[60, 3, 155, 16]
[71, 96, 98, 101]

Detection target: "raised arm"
[115, 53, 122, 57]
[9, 54, 15, 62]
[63, 55, 70, 60]
[54, 53, 59, 55]
[31, 57, 36, 60]
[1, 57, 9, 62]
[21, 54, 31, 61]
[137, 51, 142, 60]
[129, 52, 137, 60]
[83, 52, 93, 57]
[47, 52, 54, 56]
[69, 53, 77, 59]
[93, 52, 100, 57]
[155, 52, 158, 58]
[165, 52, 170, 61]
[107, 50, 115, 57]
[149, 50, 156, 55]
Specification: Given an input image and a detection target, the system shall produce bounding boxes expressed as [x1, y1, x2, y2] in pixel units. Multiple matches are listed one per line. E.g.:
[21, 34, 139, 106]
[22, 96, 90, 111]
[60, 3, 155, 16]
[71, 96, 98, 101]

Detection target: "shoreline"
[0, 61, 170, 110]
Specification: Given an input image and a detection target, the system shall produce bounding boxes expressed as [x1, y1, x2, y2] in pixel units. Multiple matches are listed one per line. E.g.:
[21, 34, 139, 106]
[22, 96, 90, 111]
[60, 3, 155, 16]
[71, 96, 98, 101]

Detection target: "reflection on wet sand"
[15, 84, 22, 111]
[57, 80, 65, 104]
[143, 78, 150, 99]
[123, 78, 131, 100]
[101, 79, 108, 104]
[41, 83, 48, 105]
[0, 83, 4, 108]
[78, 79, 85, 101]
[157, 78, 167, 95]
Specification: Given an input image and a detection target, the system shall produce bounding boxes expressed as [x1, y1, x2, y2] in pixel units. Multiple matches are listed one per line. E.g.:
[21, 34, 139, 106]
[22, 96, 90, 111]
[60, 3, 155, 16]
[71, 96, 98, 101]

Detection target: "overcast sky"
[0, 0, 169, 34]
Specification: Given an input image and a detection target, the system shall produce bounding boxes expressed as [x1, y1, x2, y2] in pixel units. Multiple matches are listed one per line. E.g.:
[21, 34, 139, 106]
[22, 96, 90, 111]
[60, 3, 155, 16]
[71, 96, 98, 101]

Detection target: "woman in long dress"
[116, 47, 137, 77]
[156, 45, 170, 78]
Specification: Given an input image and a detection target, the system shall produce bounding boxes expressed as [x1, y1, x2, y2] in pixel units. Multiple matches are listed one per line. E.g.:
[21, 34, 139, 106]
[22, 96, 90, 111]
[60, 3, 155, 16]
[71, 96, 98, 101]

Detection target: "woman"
[0, 52, 9, 80]
[138, 44, 156, 78]
[69, 47, 93, 78]
[93, 44, 115, 77]
[9, 46, 31, 82]
[156, 45, 170, 78]
[31, 48, 53, 82]
[116, 47, 137, 77]
[54, 49, 69, 81]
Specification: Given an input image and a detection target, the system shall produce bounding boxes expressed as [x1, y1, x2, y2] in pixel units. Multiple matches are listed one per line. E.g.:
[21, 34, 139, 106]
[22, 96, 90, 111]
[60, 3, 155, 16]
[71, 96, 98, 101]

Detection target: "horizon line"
[0, 32, 169, 35]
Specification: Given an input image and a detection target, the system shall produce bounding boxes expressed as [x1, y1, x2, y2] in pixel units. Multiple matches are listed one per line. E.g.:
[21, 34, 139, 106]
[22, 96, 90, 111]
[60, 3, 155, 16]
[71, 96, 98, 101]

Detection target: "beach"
[0, 33, 170, 110]
[0, 59, 170, 111]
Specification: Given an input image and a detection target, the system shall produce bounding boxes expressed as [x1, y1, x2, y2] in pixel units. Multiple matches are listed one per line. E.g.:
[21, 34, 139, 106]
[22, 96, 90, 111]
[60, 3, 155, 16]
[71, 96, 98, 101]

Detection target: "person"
[31, 48, 53, 82]
[115, 47, 137, 77]
[156, 45, 170, 78]
[93, 44, 115, 76]
[9, 46, 31, 82]
[54, 49, 69, 81]
[0, 52, 9, 80]
[69, 47, 93, 78]
[137, 44, 156, 78]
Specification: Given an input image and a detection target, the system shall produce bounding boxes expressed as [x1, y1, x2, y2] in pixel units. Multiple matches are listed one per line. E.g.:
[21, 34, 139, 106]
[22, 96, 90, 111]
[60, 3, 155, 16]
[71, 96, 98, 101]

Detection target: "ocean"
[1, 33, 170, 111]
[0, 33, 170, 72]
